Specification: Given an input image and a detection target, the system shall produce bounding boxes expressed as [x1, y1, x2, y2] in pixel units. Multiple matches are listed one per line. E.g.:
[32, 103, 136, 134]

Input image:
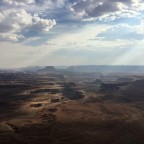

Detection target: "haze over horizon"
[1, 0, 144, 68]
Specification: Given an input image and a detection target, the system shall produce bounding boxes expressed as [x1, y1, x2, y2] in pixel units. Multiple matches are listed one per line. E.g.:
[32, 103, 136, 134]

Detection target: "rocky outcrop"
[39, 66, 56, 73]
[30, 103, 42, 108]
[31, 89, 61, 94]
[62, 83, 84, 100]
[51, 98, 60, 103]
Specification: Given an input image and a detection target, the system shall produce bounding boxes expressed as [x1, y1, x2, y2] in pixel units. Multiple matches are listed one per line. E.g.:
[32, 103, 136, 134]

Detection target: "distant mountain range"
[66, 65, 144, 73]
[16, 65, 144, 74]
[1, 65, 144, 74]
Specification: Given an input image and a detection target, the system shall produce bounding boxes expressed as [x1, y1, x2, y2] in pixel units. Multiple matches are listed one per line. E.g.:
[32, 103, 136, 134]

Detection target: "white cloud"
[31, 16, 56, 32]
[0, 8, 56, 41]
[96, 22, 144, 40]
[1, 0, 35, 6]
[0, 9, 32, 33]
[0, 33, 25, 42]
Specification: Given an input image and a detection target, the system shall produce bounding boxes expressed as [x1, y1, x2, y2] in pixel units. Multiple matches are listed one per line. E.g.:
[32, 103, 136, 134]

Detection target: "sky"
[1, 0, 144, 68]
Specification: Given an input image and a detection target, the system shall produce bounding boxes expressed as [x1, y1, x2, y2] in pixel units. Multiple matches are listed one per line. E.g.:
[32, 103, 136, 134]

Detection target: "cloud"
[40, 23, 134, 50]
[70, 0, 144, 21]
[0, 9, 32, 33]
[46, 41, 57, 45]
[0, 0, 143, 43]
[0, 0, 35, 6]
[0, 8, 56, 41]
[35, 0, 66, 7]
[96, 22, 144, 40]
[0, 33, 25, 42]
[82, 9, 140, 21]
[30, 16, 56, 32]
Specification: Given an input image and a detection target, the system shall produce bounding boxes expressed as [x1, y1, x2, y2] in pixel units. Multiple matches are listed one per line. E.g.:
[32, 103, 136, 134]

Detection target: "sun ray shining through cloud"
[0, 0, 144, 67]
